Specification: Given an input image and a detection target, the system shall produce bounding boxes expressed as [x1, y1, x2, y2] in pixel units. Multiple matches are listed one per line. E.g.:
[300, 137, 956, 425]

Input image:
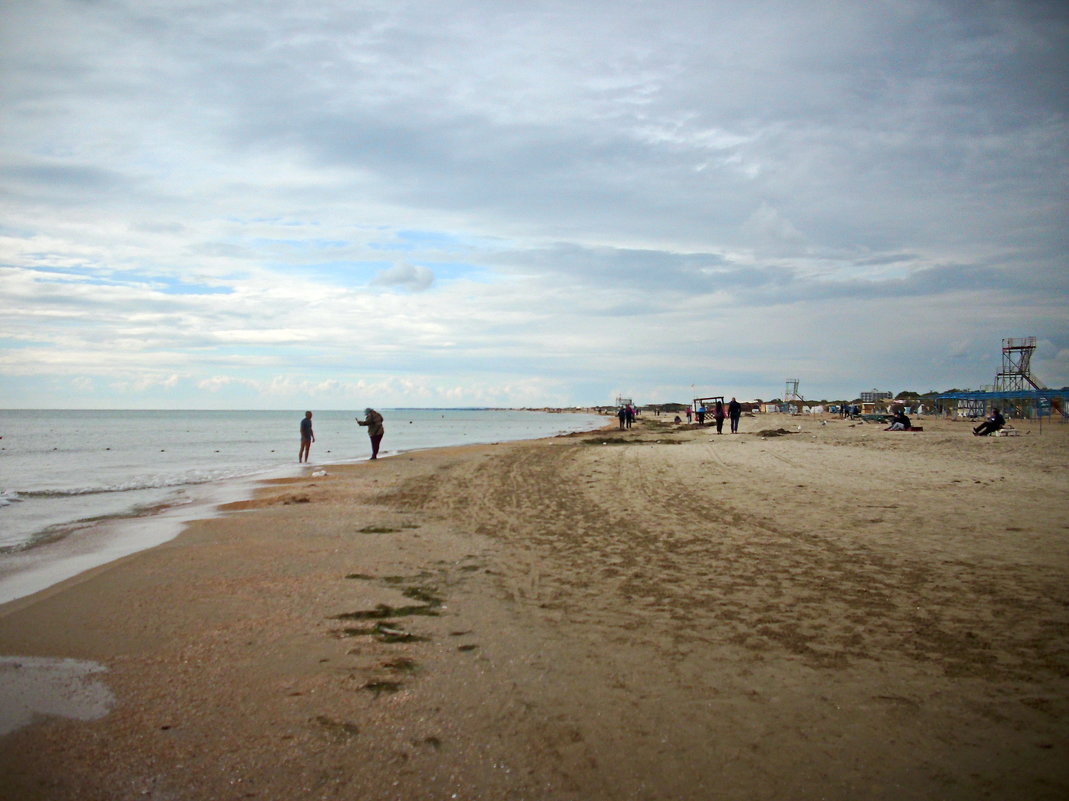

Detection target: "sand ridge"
[0, 414, 1067, 800]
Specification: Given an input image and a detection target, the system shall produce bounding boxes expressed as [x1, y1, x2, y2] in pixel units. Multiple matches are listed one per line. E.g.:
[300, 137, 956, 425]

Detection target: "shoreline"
[1, 414, 1067, 799]
[0, 471, 275, 608]
[0, 411, 608, 607]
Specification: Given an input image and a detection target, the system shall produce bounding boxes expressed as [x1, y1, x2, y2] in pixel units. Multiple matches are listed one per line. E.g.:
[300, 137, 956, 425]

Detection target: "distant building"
[860, 389, 892, 404]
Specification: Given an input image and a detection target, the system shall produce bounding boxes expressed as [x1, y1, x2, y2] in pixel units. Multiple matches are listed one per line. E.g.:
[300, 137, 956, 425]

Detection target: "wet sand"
[0, 414, 1067, 800]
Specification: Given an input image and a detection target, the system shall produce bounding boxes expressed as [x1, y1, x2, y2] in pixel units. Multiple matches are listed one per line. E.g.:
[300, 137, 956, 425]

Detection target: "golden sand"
[1, 414, 1067, 800]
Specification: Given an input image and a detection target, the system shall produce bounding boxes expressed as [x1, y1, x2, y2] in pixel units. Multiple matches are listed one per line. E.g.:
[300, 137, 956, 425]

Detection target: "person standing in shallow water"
[299, 411, 315, 463]
[356, 408, 385, 459]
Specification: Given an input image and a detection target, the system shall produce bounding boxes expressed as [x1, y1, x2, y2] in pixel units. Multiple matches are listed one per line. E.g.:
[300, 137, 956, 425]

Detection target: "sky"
[1, 0, 1067, 409]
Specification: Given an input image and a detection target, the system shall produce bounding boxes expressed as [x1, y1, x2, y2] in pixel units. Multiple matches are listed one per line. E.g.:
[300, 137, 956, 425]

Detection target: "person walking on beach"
[625, 405, 635, 429]
[714, 400, 726, 434]
[728, 397, 742, 433]
[356, 408, 385, 459]
[617, 407, 627, 430]
[299, 411, 315, 463]
[696, 405, 706, 426]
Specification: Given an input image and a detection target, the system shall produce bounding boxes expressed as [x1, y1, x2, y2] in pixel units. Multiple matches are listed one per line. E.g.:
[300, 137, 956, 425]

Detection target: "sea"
[0, 408, 605, 605]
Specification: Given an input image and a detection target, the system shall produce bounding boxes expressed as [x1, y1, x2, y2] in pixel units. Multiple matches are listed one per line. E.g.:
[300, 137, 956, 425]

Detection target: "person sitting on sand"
[973, 407, 1005, 437]
[884, 410, 911, 431]
[299, 411, 314, 463]
[356, 408, 385, 459]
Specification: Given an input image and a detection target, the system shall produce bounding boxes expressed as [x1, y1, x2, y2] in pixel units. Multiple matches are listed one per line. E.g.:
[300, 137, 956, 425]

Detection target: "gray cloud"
[371, 262, 435, 291]
[1, 0, 1066, 406]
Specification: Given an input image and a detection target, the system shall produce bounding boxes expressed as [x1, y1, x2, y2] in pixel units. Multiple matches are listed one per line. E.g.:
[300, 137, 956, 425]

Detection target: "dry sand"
[0, 413, 1067, 800]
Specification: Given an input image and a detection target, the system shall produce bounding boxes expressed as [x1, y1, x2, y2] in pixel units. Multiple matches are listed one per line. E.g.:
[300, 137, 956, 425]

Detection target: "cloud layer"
[2, 0, 1067, 408]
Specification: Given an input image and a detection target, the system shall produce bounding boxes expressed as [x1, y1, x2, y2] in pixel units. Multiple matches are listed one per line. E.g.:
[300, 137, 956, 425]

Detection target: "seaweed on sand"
[401, 585, 444, 607]
[314, 715, 360, 738]
[332, 602, 439, 620]
[356, 522, 421, 534]
[362, 680, 403, 697]
[755, 428, 797, 437]
[381, 656, 419, 672]
[334, 622, 428, 643]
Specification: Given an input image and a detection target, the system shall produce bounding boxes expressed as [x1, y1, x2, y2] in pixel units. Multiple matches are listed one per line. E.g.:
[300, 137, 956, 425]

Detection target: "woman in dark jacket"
[357, 408, 385, 459]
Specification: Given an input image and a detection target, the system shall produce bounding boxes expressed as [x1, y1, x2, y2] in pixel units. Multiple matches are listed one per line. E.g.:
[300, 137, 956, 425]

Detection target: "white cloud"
[742, 203, 806, 253]
[371, 262, 435, 292]
[1, 0, 1067, 407]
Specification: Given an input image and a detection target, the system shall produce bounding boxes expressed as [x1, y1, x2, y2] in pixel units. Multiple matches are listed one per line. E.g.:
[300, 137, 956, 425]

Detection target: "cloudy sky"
[2, 0, 1067, 409]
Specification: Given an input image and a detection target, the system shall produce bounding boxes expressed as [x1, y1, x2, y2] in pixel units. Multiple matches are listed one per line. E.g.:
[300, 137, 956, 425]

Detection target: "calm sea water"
[0, 409, 604, 603]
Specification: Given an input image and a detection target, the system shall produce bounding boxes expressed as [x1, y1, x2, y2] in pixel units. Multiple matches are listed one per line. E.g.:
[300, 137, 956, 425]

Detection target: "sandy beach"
[0, 413, 1067, 800]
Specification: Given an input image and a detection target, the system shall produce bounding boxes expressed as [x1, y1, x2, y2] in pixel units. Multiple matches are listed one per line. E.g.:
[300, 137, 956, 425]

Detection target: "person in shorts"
[299, 411, 315, 462]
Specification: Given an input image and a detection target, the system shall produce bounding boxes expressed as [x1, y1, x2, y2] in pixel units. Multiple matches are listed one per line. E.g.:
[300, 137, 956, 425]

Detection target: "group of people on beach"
[880, 405, 1006, 436]
[839, 403, 860, 418]
[879, 404, 1009, 436]
[298, 408, 384, 463]
[307, 403, 1007, 464]
[683, 398, 743, 434]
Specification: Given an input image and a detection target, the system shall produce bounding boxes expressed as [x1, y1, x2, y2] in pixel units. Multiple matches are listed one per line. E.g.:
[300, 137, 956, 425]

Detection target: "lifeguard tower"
[995, 337, 1045, 392]
[783, 379, 805, 413]
[936, 336, 1066, 422]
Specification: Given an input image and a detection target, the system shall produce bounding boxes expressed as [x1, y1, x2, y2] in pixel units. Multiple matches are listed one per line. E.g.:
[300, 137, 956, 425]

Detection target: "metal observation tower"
[995, 337, 1045, 392]
[784, 379, 804, 405]
[937, 336, 1066, 422]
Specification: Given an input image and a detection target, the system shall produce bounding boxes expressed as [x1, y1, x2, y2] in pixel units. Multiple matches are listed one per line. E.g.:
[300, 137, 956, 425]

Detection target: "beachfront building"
[860, 389, 892, 405]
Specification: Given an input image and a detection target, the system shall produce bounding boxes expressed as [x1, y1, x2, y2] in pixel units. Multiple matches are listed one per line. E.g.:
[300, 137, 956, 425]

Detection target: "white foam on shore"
[0, 470, 287, 607]
[0, 471, 306, 738]
[0, 656, 114, 735]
